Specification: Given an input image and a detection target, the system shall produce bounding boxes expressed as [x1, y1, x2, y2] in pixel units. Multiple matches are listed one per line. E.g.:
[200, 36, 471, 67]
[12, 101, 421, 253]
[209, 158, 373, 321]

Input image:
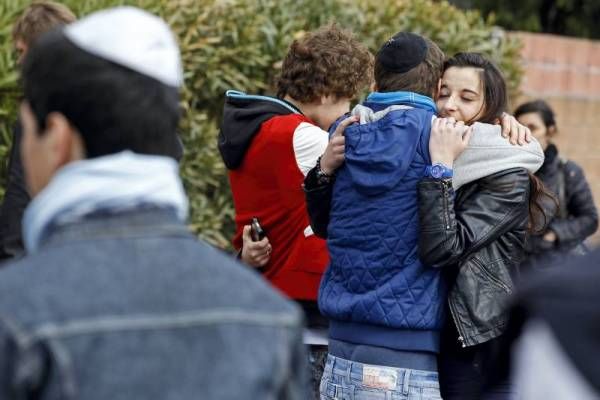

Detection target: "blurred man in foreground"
[0, 7, 306, 399]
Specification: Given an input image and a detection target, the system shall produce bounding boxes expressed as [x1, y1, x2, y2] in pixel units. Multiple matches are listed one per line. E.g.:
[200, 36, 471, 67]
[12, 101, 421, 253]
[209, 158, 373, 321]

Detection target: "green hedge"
[0, 0, 522, 248]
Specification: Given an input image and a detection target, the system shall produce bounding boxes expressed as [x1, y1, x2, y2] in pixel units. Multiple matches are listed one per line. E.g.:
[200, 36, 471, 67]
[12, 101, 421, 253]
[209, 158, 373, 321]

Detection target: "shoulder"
[259, 114, 315, 146]
[471, 122, 543, 155]
[476, 168, 530, 193]
[562, 158, 585, 178]
[480, 167, 529, 181]
[266, 113, 312, 130]
[292, 122, 328, 175]
[292, 122, 328, 149]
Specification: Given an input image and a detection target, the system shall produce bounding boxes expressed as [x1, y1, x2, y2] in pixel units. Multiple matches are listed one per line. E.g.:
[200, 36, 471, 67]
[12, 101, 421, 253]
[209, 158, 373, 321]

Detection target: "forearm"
[417, 179, 463, 267]
[550, 214, 599, 245]
[418, 169, 530, 267]
[552, 171, 599, 244]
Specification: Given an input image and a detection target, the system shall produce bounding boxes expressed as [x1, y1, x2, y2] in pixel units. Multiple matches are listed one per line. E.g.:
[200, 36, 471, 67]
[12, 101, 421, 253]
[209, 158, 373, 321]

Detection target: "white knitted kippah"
[64, 6, 182, 87]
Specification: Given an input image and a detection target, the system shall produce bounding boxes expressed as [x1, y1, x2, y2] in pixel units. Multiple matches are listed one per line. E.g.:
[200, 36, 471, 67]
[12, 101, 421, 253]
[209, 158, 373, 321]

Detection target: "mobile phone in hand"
[251, 217, 266, 242]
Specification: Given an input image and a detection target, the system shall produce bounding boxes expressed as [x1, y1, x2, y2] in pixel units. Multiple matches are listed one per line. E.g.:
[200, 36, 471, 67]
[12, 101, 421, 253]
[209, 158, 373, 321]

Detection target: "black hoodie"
[219, 91, 302, 170]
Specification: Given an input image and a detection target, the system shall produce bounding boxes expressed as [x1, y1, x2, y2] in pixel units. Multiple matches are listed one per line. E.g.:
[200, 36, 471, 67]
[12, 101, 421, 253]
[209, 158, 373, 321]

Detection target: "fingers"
[241, 232, 272, 268]
[518, 124, 532, 144]
[249, 237, 270, 252]
[524, 126, 532, 143]
[321, 118, 353, 174]
[242, 225, 252, 242]
[321, 134, 345, 171]
[248, 240, 272, 266]
[518, 124, 526, 145]
[438, 118, 465, 134]
[509, 116, 519, 145]
[329, 134, 346, 149]
[500, 114, 532, 145]
[332, 115, 358, 137]
[429, 117, 470, 165]
[253, 254, 270, 267]
[501, 112, 510, 138]
[509, 115, 526, 145]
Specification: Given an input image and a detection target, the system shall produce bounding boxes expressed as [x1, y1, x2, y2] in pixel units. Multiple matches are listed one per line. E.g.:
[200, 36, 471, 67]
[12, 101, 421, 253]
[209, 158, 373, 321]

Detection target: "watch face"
[431, 164, 444, 179]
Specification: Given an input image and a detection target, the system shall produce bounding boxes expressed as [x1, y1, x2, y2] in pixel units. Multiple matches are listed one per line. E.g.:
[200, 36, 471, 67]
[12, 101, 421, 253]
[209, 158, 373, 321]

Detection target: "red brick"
[568, 70, 589, 97]
[590, 75, 600, 98]
[590, 43, 600, 68]
[569, 39, 591, 67]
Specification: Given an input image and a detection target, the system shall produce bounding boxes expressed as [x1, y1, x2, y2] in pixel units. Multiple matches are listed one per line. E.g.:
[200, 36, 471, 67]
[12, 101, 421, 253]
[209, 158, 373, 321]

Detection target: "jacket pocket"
[473, 258, 513, 294]
[452, 258, 513, 342]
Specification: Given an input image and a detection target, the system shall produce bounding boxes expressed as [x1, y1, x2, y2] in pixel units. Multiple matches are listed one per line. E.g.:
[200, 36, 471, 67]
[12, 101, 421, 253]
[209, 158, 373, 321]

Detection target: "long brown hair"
[528, 174, 557, 233]
[444, 52, 555, 232]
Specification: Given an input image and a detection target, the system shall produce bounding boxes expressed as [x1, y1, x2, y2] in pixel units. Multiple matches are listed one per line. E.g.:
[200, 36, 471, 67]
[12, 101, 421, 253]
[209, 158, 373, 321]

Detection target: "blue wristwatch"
[425, 163, 453, 179]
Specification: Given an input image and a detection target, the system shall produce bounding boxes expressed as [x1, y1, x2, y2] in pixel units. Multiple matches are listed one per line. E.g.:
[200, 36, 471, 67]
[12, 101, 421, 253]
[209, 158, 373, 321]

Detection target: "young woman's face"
[436, 66, 485, 123]
[517, 111, 551, 150]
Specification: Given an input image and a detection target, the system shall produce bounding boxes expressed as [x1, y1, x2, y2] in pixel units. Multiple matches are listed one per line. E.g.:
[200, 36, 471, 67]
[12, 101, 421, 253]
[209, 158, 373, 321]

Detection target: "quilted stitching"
[320, 109, 445, 331]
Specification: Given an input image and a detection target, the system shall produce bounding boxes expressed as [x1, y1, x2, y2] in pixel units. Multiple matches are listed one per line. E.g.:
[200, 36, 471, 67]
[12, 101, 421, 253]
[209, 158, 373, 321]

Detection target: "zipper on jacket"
[472, 258, 512, 294]
[448, 299, 468, 348]
[441, 180, 451, 230]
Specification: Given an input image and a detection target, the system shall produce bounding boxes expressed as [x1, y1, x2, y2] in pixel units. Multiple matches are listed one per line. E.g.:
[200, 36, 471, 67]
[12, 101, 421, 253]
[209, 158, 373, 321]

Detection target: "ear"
[44, 112, 85, 168]
[547, 125, 557, 137]
[371, 82, 378, 92]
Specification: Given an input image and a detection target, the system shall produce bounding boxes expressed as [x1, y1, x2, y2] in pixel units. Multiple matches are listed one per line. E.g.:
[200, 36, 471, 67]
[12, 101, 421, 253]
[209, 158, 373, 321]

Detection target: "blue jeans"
[320, 354, 442, 400]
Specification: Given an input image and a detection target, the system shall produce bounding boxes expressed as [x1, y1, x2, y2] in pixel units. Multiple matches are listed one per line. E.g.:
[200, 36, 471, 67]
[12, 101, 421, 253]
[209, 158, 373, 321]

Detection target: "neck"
[23, 151, 188, 253]
[284, 95, 319, 123]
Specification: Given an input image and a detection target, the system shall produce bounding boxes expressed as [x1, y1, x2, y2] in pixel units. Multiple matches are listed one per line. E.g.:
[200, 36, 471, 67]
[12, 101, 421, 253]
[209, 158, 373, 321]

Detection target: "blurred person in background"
[0, 7, 306, 399]
[0, 1, 76, 262]
[508, 248, 600, 399]
[515, 99, 598, 268]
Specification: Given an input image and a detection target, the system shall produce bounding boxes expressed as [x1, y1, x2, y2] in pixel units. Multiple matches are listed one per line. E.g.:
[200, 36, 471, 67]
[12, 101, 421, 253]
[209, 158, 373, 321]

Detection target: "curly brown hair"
[277, 24, 373, 103]
[12, 1, 76, 46]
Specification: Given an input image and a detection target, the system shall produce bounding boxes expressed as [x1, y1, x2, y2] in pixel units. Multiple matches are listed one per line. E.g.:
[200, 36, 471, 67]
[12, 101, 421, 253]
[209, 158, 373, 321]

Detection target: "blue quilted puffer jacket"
[319, 101, 446, 352]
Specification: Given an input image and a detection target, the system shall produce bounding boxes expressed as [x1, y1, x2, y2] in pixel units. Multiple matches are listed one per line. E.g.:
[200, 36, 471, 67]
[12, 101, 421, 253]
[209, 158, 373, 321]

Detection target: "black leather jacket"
[418, 168, 530, 347]
[523, 144, 598, 268]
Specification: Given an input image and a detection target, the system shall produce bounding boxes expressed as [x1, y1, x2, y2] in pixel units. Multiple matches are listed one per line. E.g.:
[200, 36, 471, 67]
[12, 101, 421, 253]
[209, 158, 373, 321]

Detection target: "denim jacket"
[0, 208, 307, 399]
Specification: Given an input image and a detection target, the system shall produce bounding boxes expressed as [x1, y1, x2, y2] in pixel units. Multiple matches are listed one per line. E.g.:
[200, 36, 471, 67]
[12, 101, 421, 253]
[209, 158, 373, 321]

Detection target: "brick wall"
[512, 32, 600, 244]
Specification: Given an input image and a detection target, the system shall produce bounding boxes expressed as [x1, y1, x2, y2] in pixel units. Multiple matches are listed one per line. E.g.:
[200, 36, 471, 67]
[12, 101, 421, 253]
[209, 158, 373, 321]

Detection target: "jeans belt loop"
[402, 369, 411, 395]
[346, 359, 353, 383]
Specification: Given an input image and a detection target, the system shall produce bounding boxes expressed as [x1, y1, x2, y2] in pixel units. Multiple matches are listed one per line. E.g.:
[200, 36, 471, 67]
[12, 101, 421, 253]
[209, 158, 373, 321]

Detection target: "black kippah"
[376, 32, 428, 73]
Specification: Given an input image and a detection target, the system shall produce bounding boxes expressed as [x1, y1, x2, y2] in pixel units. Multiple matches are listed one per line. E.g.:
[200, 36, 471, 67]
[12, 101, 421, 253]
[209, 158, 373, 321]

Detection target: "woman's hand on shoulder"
[429, 117, 473, 167]
[499, 113, 532, 145]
